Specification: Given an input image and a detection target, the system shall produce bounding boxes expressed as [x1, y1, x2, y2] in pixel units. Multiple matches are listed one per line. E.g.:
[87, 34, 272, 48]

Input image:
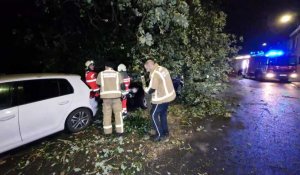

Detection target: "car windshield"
[268, 56, 297, 66]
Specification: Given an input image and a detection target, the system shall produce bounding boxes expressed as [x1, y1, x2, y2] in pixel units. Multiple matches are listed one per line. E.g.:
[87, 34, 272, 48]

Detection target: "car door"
[17, 79, 72, 141]
[0, 82, 22, 153]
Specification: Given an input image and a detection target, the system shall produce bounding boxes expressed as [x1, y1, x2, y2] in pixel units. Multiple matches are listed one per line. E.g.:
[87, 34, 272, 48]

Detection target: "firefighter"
[85, 60, 100, 98]
[96, 62, 124, 136]
[141, 59, 176, 142]
[118, 63, 131, 118]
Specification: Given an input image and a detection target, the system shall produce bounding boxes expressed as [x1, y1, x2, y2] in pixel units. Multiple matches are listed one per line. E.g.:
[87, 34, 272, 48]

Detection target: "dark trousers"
[150, 103, 169, 137]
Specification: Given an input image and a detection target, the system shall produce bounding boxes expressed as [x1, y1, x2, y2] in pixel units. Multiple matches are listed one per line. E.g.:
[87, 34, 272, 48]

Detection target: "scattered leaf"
[117, 147, 124, 154]
[74, 168, 81, 172]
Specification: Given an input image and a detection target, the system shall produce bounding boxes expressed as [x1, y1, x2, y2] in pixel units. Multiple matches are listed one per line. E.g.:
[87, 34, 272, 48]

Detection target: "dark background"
[1, 0, 300, 73]
[1, 0, 39, 73]
[222, 0, 300, 53]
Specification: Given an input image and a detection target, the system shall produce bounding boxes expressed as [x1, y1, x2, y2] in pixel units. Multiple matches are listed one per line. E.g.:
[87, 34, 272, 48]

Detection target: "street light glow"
[262, 43, 267, 47]
[278, 13, 293, 24]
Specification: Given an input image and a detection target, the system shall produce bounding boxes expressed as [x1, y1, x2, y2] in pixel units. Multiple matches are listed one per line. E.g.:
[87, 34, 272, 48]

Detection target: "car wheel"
[66, 108, 92, 133]
[139, 95, 148, 109]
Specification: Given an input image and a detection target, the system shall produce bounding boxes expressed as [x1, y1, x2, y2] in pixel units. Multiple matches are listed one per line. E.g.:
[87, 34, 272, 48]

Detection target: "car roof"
[0, 73, 81, 83]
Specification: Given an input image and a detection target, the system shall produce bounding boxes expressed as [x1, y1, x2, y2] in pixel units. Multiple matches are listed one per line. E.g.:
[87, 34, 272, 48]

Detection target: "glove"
[141, 76, 146, 86]
[121, 91, 129, 96]
[130, 87, 138, 93]
[141, 75, 147, 92]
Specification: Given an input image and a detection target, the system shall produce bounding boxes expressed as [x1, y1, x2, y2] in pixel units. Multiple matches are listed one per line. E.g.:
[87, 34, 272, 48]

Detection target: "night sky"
[222, 0, 300, 53]
[1, 0, 300, 73]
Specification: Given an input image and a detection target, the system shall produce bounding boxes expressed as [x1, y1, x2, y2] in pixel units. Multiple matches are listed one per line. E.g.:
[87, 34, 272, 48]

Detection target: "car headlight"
[266, 73, 275, 78]
[290, 73, 297, 78]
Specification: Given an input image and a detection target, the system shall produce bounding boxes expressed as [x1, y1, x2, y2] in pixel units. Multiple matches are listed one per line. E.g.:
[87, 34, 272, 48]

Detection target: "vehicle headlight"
[290, 73, 297, 78]
[266, 73, 275, 78]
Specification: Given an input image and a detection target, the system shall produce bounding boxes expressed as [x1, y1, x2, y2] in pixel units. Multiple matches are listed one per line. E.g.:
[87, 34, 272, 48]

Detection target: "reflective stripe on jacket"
[145, 64, 176, 104]
[96, 69, 122, 99]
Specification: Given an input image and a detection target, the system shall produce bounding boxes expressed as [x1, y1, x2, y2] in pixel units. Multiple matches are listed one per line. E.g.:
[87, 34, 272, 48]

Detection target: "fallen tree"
[15, 0, 240, 115]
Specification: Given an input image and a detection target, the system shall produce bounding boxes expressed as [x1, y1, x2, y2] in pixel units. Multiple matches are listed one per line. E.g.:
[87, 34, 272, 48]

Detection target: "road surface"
[145, 79, 300, 175]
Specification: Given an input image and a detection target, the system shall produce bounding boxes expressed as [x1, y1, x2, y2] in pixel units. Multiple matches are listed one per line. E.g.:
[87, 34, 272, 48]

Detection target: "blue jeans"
[150, 103, 169, 137]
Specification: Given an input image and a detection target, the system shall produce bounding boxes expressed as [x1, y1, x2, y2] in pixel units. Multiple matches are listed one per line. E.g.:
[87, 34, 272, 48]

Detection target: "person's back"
[98, 69, 122, 99]
[96, 63, 124, 136]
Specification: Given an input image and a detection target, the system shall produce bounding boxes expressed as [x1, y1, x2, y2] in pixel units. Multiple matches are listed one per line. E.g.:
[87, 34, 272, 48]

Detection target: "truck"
[236, 50, 298, 82]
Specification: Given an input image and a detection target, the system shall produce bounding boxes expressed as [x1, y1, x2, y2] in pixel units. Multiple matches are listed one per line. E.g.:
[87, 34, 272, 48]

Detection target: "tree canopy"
[13, 0, 240, 115]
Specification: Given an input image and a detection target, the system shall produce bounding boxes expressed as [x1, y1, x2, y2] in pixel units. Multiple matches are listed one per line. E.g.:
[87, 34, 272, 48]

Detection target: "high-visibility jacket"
[96, 69, 122, 99]
[145, 64, 176, 104]
[120, 72, 131, 92]
[85, 70, 100, 97]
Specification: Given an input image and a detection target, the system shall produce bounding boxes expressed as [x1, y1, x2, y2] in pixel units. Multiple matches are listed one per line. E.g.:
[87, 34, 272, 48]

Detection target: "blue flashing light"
[265, 50, 284, 58]
[250, 51, 265, 57]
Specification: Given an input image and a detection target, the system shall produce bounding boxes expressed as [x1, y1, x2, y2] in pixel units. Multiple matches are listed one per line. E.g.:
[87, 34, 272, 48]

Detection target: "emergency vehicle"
[235, 50, 298, 82]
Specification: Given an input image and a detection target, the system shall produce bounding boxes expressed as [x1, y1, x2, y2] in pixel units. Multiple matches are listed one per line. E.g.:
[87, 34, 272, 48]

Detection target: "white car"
[0, 73, 97, 154]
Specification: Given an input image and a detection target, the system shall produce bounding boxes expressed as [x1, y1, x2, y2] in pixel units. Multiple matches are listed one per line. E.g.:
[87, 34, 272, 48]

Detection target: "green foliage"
[172, 99, 227, 119]
[128, 0, 190, 74]
[15, 0, 240, 117]
[127, 0, 241, 116]
[125, 109, 151, 136]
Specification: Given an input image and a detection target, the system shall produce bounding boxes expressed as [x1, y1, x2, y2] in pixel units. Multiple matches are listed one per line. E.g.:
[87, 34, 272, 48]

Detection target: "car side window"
[0, 83, 14, 110]
[58, 79, 74, 96]
[17, 79, 60, 105]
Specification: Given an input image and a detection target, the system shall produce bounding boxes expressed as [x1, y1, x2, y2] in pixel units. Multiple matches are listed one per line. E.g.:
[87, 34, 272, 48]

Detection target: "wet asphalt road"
[145, 79, 300, 175]
[220, 79, 300, 175]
